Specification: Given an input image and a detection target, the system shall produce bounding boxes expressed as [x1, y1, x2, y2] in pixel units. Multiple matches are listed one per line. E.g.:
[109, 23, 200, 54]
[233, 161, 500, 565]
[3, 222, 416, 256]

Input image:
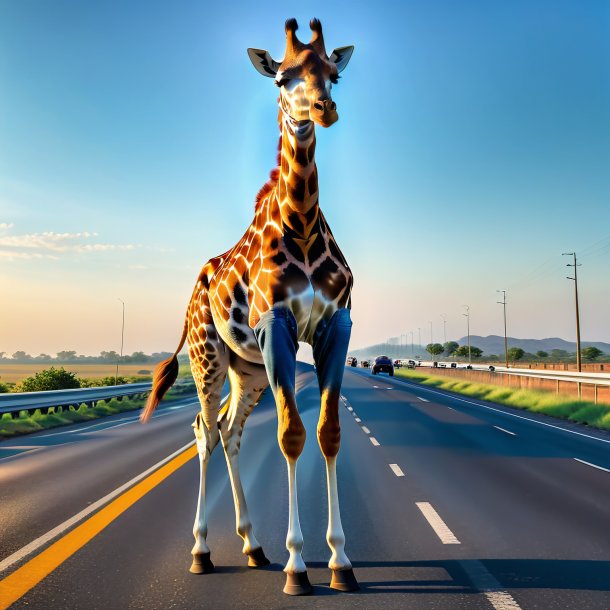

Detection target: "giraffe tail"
[140, 320, 188, 423]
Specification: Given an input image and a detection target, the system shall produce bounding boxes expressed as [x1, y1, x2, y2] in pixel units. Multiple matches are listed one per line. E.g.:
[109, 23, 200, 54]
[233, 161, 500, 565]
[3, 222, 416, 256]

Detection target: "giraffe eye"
[330, 74, 340, 84]
[275, 77, 290, 88]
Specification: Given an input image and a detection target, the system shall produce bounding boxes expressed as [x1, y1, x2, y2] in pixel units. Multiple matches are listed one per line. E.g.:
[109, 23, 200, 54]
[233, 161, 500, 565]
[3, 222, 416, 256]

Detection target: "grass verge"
[395, 368, 610, 431]
[0, 381, 196, 439]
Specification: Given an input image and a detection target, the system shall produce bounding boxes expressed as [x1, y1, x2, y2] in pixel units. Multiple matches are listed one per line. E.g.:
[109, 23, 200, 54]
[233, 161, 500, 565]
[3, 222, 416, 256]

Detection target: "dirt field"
[0, 363, 155, 384]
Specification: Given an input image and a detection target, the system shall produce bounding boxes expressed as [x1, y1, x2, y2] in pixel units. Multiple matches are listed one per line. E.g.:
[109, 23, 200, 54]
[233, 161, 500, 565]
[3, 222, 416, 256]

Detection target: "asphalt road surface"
[1, 364, 609, 609]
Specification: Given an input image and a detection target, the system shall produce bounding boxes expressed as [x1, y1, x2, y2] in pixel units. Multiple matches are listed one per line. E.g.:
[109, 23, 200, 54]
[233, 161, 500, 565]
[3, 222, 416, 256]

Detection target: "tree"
[507, 347, 525, 363]
[100, 350, 119, 362]
[582, 346, 603, 361]
[550, 349, 569, 360]
[18, 367, 81, 392]
[56, 350, 78, 361]
[536, 350, 548, 359]
[443, 341, 459, 356]
[426, 343, 444, 359]
[11, 351, 32, 361]
[454, 345, 483, 359]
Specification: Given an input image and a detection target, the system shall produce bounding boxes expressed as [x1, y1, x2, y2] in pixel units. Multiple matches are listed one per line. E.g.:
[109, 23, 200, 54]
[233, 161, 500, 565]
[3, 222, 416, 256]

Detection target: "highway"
[1, 364, 609, 609]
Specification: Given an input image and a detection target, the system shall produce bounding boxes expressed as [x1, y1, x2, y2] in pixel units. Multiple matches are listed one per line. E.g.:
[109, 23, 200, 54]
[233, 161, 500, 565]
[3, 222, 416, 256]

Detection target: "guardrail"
[0, 382, 153, 417]
[414, 366, 610, 405]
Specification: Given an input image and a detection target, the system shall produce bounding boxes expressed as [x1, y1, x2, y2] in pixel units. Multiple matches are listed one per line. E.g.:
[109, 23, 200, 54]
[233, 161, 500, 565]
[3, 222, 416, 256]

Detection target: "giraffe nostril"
[330, 101, 336, 111]
[313, 102, 324, 111]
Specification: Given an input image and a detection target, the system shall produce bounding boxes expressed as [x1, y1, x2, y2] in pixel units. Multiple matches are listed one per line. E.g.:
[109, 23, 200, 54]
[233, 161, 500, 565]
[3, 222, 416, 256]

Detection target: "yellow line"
[0, 444, 197, 609]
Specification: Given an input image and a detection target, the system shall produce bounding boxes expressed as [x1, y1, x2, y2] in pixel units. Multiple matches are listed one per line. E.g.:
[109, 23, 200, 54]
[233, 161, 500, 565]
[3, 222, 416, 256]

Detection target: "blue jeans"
[254, 306, 352, 396]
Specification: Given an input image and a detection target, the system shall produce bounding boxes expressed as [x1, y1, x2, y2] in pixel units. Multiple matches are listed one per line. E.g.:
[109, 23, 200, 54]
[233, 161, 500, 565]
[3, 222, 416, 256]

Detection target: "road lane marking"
[347, 406, 353, 412]
[460, 560, 522, 610]
[0, 438, 199, 575]
[447, 407, 455, 411]
[361, 426, 371, 434]
[35, 400, 199, 438]
[355, 417, 361, 423]
[574, 458, 610, 473]
[393, 377, 610, 445]
[416, 502, 460, 544]
[369, 437, 380, 446]
[0, 441, 198, 607]
[389, 464, 405, 477]
[417, 397, 429, 402]
[494, 426, 516, 436]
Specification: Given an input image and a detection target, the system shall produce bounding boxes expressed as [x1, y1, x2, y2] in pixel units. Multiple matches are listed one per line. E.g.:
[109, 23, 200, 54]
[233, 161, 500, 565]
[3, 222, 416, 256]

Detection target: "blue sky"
[1, 0, 609, 356]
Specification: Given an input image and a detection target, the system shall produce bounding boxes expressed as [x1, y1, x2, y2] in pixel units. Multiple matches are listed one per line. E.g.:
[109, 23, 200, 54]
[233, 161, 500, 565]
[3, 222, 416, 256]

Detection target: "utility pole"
[497, 290, 508, 369]
[563, 252, 582, 372]
[441, 314, 447, 345]
[115, 299, 125, 385]
[463, 305, 471, 364]
[418, 327, 421, 354]
[410, 331, 414, 355]
[429, 320, 433, 345]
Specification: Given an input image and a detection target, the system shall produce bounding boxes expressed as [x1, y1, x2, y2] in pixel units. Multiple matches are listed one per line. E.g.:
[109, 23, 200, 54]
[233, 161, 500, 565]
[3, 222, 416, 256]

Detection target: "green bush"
[17, 367, 81, 392]
[0, 382, 10, 393]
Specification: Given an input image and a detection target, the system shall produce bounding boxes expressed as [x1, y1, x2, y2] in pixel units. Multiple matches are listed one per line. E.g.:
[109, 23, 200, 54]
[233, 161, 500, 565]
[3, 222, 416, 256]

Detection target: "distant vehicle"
[393, 359, 402, 369]
[438, 362, 447, 368]
[346, 356, 358, 367]
[372, 355, 394, 376]
[450, 362, 457, 368]
[488, 365, 496, 372]
[406, 359, 416, 369]
[361, 360, 370, 368]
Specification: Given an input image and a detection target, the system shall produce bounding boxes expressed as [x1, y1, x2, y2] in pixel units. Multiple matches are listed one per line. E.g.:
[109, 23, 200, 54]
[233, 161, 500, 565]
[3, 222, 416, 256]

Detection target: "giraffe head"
[248, 18, 354, 128]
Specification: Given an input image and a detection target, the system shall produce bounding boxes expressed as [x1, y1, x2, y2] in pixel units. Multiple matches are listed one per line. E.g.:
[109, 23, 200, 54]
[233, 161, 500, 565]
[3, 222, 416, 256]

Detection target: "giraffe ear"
[329, 45, 354, 73]
[247, 48, 280, 78]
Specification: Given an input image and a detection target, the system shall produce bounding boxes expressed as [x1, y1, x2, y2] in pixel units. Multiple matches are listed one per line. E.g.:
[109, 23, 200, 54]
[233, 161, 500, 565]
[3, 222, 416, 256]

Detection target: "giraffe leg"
[313, 308, 359, 592]
[219, 355, 270, 567]
[254, 307, 311, 596]
[188, 316, 230, 575]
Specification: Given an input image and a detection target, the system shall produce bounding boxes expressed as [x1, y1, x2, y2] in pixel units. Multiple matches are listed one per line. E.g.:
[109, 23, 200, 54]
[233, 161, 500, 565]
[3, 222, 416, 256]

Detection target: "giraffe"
[141, 18, 356, 596]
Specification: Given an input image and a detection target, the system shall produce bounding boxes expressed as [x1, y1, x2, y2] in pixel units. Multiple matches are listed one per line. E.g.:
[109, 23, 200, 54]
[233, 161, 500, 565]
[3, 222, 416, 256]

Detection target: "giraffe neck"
[276, 109, 319, 239]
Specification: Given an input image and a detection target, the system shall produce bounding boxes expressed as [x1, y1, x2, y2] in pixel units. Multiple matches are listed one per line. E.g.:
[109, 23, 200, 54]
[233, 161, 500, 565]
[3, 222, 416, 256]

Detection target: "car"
[450, 362, 457, 368]
[406, 359, 416, 369]
[393, 359, 402, 369]
[361, 360, 370, 368]
[372, 355, 394, 376]
[346, 356, 358, 367]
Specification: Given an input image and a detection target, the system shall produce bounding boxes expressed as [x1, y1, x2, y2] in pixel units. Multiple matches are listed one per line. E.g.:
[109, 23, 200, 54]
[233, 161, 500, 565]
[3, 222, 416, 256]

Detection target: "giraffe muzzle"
[311, 98, 338, 127]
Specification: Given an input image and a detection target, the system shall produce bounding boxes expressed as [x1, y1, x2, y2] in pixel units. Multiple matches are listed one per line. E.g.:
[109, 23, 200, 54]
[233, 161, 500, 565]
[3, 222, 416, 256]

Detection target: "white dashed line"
[355, 417, 361, 423]
[347, 406, 353, 412]
[396, 378, 610, 445]
[389, 463, 405, 477]
[369, 437, 380, 446]
[460, 560, 522, 610]
[574, 458, 610, 473]
[373, 385, 380, 389]
[447, 406, 455, 411]
[416, 502, 460, 544]
[494, 426, 516, 436]
[361, 426, 371, 434]
[417, 396, 429, 402]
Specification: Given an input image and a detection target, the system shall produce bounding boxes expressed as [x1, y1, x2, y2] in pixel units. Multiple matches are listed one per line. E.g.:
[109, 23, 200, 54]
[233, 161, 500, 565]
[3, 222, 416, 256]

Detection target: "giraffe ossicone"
[141, 18, 357, 596]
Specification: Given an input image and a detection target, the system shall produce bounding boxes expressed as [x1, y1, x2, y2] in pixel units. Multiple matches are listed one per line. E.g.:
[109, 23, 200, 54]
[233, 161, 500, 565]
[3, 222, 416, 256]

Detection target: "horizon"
[1, 1, 609, 356]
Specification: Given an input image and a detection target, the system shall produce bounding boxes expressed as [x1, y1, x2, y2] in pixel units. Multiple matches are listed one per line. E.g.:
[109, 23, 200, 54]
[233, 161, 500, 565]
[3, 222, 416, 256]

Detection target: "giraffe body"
[142, 18, 357, 596]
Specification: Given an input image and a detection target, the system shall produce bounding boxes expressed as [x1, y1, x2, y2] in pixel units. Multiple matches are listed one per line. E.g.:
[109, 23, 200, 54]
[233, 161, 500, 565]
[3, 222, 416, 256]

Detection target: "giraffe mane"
[254, 132, 282, 212]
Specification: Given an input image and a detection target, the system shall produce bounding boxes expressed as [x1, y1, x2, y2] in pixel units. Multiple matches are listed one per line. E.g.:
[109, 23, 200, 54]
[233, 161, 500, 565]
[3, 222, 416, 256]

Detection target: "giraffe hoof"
[190, 552, 214, 574]
[247, 547, 271, 568]
[330, 567, 359, 592]
[283, 571, 313, 596]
